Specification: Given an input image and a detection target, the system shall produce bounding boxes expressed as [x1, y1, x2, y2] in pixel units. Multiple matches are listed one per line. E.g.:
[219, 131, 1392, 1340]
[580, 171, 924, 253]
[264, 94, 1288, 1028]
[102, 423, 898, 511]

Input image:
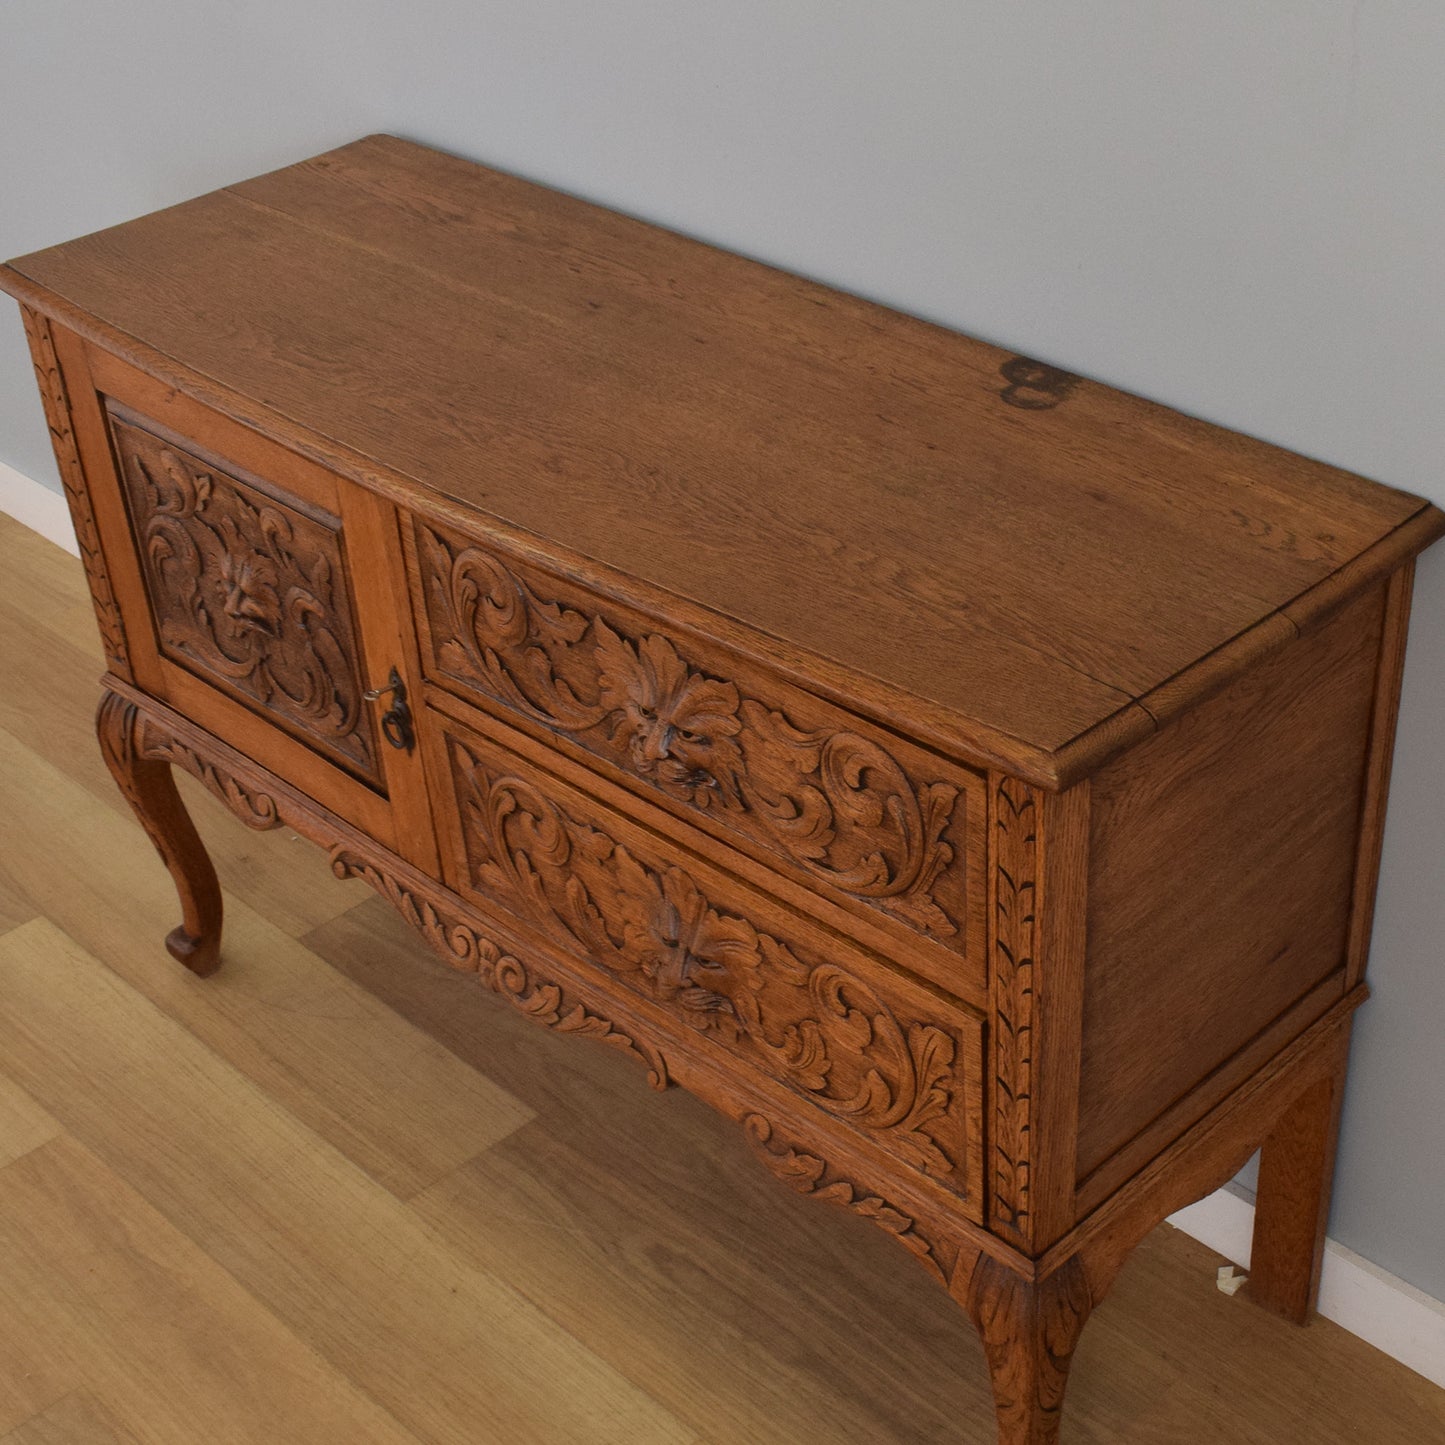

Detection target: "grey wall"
[1, 2, 1441, 1297]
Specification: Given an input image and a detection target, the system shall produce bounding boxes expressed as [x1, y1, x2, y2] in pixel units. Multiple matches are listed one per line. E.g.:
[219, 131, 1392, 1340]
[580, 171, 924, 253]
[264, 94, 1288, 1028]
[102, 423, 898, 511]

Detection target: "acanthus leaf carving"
[962, 1253, 1095, 1440]
[741, 1113, 950, 1284]
[330, 845, 671, 1090]
[417, 523, 963, 941]
[447, 730, 962, 1180]
[112, 415, 378, 779]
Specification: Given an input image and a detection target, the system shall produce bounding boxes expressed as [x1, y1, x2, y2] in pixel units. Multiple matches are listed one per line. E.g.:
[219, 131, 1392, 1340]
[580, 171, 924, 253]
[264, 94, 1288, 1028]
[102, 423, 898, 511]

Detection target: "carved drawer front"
[409, 517, 986, 995]
[108, 406, 381, 784]
[428, 707, 985, 1213]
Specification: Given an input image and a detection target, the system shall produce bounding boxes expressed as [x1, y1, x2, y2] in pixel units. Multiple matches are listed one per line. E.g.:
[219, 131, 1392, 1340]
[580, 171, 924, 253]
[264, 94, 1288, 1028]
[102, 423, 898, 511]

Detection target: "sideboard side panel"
[1076, 585, 1386, 1194]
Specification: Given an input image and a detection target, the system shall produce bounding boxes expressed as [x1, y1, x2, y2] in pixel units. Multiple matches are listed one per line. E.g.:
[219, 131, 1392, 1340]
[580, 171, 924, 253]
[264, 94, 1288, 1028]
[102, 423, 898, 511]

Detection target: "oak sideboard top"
[5, 133, 1441, 786]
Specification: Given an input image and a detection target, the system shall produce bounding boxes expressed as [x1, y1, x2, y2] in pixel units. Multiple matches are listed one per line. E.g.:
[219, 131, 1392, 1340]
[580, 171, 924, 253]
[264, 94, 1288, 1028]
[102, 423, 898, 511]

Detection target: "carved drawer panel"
[408, 517, 986, 993]
[428, 706, 985, 1212]
[109, 406, 381, 783]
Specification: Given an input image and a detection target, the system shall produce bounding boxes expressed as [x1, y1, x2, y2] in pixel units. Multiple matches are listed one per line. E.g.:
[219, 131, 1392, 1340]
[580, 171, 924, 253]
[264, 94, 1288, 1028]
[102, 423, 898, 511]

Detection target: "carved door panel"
[109, 407, 381, 783]
[53, 340, 438, 863]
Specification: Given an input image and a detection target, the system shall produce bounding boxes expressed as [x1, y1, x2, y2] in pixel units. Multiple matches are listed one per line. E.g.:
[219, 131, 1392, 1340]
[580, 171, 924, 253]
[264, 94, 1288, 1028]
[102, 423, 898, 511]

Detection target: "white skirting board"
[0, 461, 78, 555]
[1, 461, 1443, 1389]
[1169, 1185, 1445, 1389]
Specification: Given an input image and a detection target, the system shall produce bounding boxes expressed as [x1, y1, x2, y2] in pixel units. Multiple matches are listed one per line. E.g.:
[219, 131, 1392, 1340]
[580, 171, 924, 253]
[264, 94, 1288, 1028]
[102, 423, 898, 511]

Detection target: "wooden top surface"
[6, 134, 1441, 783]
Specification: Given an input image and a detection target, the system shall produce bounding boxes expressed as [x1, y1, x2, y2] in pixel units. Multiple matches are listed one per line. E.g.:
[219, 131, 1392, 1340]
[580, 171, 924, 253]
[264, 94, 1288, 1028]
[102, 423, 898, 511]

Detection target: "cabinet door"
[57, 332, 435, 867]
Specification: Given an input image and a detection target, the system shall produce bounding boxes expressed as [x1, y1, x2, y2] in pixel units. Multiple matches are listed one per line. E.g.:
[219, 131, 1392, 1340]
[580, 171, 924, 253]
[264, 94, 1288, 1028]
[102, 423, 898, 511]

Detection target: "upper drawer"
[407, 515, 986, 995]
[108, 403, 382, 784]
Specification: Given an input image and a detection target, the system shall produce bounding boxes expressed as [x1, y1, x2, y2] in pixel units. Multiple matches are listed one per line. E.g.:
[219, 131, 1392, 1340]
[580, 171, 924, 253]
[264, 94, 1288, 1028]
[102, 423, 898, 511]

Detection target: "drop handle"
[364, 667, 415, 753]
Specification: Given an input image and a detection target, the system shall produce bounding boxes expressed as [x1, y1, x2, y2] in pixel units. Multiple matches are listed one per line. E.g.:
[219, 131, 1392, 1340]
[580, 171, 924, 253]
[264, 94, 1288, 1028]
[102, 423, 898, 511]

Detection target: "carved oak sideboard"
[3, 135, 1441, 1444]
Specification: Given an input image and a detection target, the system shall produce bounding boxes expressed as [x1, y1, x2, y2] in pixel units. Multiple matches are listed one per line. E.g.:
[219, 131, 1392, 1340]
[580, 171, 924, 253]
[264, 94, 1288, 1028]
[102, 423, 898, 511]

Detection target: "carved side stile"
[19, 306, 130, 674]
[990, 776, 1040, 1245]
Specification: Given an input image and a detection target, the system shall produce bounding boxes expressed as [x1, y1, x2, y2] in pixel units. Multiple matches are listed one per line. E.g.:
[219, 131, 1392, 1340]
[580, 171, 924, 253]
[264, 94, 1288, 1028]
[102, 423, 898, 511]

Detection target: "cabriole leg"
[958, 1254, 1095, 1445]
[96, 689, 223, 977]
[1246, 1030, 1350, 1324]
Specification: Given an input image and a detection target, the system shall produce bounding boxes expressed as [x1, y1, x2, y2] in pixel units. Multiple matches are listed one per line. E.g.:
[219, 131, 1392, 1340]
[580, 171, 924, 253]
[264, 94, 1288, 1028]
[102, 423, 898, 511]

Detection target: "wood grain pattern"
[2, 1392, 140, 1445]
[0, 1074, 60, 1174]
[6, 135, 1442, 782]
[1044, 994, 1364, 1290]
[0, 1089, 423, 1445]
[1073, 970, 1348, 1218]
[1077, 585, 1385, 1182]
[1344, 560, 1416, 989]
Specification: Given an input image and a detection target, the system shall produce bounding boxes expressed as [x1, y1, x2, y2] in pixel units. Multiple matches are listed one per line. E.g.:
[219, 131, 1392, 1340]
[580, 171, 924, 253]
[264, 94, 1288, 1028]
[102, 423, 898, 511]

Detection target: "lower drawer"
[425, 705, 985, 1216]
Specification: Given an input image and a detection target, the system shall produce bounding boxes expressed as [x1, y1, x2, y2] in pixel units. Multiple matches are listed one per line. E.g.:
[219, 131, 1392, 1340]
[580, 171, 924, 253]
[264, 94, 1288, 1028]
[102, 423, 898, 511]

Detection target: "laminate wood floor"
[0, 509, 1441, 1444]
